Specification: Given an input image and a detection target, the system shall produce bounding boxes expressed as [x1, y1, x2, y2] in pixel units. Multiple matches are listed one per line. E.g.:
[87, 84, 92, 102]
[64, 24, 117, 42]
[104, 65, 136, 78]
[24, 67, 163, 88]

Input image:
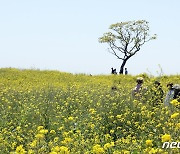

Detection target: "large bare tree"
[99, 20, 156, 74]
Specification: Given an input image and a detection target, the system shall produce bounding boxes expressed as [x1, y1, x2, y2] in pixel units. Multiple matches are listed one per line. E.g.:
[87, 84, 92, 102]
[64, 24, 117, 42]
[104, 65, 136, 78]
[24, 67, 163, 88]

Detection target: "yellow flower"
[89, 108, 96, 114]
[92, 144, 105, 154]
[176, 123, 180, 129]
[16, 126, 21, 131]
[17, 136, 23, 142]
[171, 113, 179, 119]
[51, 146, 60, 152]
[110, 130, 114, 134]
[161, 134, 171, 142]
[113, 150, 121, 154]
[145, 140, 153, 146]
[116, 115, 121, 119]
[35, 133, 44, 139]
[48, 141, 53, 147]
[59, 146, 70, 154]
[11, 142, 17, 150]
[121, 150, 130, 154]
[61, 137, 73, 144]
[30, 140, 37, 147]
[39, 129, 48, 134]
[170, 99, 179, 106]
[58, 126, 64, 131]
[149, 148, 157, 153]
[156, 123, 161, 128]
[49, 152, 57, 154]
[104, 142, 114, 150]
[28, 149, 35, 154]
[68, 116, 74, 121]
[37, 126, 44, 131]
[91, 123, 95, 129]
[62, 131, 68, 137]
[16, 145, 26, 154]
[54, 137, 59, 143]
[50, 130, 56, 134]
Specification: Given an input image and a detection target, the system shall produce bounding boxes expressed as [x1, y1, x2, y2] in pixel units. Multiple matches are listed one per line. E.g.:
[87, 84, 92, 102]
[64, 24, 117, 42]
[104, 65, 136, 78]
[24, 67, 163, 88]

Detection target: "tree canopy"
[99, 20, 156, 74]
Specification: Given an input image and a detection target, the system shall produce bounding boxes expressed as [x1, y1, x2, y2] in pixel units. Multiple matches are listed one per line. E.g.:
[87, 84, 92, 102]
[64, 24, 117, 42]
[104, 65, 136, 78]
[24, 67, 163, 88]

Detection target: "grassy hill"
[0, 68, 180, 153]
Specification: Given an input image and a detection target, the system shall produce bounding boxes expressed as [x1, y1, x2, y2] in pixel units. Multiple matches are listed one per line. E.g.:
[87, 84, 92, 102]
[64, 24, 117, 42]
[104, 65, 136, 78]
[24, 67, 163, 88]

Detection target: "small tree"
[99, 20, 156, 74]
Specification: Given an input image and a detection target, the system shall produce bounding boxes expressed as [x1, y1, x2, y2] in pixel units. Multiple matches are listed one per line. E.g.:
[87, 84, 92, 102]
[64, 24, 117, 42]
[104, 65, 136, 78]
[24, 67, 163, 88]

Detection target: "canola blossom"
[146, 140, 153, 147]
[0, 68, 180, 153]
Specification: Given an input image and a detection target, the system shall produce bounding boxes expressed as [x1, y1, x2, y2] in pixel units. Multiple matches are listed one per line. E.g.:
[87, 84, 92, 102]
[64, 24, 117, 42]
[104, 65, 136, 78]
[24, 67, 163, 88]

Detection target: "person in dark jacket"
[125, 68, 128, 75]
[164, 83, 174, 107]
[151, 81, 164, 106]
[111, 67, 117, 74]
[173, 84, 180, 101]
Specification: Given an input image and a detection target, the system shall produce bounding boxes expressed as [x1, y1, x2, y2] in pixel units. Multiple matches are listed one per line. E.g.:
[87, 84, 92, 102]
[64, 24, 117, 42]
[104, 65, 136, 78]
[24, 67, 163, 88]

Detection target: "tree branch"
[111, 42, 125, 53]
[108, 43, 124, 60]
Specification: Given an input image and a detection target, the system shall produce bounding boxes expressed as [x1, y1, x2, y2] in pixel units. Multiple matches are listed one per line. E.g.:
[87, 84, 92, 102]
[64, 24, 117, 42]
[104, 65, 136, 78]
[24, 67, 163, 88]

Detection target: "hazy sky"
[0, 0, 180, 75]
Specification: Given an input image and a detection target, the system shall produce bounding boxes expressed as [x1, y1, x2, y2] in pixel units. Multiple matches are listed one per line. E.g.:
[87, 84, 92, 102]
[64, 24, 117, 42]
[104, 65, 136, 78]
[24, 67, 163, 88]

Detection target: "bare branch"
[109, 43, 124, 60]
[111, 42, 125, 53]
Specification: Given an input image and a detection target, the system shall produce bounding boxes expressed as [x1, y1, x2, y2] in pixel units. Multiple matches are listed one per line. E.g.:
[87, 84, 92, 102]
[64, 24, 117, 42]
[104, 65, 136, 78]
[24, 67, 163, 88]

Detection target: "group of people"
[132, 77, 180, 107]
[111, 68, 117, 74]
[111, 67, 128, 75]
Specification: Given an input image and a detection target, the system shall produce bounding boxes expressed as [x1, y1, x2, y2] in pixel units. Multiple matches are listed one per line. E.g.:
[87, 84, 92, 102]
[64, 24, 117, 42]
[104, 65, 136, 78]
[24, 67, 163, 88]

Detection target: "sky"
[0, 0, 180, 76]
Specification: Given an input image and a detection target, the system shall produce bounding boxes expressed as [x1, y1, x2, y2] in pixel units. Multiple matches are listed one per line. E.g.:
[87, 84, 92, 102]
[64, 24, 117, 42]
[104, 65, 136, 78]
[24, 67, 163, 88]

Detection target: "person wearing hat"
[164, 83, 174, 107]
[132, 77, 146, 100]
[150, 80, 164, 106]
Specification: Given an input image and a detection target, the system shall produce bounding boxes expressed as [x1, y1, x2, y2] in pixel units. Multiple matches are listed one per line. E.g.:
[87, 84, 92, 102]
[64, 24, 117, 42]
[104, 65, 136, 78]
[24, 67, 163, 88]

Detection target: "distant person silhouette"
[125, 68, 128, 75]
[111, 67, 117, 74]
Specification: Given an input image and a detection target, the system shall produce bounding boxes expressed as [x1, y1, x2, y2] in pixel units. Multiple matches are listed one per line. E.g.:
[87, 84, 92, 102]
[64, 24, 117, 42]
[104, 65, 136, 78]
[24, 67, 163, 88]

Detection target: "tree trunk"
[119, 59, 128, 74]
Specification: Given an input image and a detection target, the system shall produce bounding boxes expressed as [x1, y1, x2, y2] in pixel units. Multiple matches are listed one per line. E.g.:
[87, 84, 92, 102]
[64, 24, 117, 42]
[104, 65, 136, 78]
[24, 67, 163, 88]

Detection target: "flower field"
[0, 68, 180, 154]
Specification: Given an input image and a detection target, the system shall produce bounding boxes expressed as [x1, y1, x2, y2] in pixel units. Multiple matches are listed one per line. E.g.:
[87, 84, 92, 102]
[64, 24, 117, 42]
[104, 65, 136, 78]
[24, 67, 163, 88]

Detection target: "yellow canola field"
[0, 68, 180, 154]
